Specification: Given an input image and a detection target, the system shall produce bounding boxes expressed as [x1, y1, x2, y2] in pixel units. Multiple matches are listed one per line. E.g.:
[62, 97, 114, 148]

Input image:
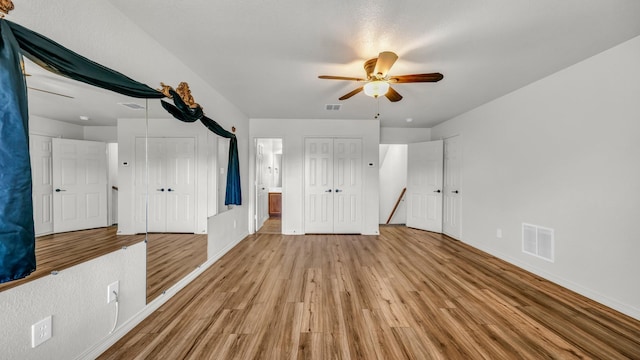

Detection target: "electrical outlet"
[108, 281, 119, 304]
[31, 316, 52, 348]
[497, 228, 503, 238]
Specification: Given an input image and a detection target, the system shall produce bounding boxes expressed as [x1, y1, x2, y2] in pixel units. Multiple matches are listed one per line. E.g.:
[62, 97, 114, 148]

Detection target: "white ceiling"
[18, 0, 640, 128]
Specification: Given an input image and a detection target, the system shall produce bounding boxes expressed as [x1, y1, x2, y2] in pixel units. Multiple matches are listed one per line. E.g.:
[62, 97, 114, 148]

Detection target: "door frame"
[52, 138, 108, 233]
[253, 138, 284, 233]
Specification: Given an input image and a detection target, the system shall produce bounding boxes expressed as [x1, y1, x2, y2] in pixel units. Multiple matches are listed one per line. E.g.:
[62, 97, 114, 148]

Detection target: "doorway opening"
[255, 138, 283, 234]
[379, 144, 408, 225]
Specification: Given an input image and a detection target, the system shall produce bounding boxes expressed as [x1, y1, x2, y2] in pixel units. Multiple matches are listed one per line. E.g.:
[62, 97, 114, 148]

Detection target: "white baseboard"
[470, 242, 640, 321]
[77, 235, 245, 360]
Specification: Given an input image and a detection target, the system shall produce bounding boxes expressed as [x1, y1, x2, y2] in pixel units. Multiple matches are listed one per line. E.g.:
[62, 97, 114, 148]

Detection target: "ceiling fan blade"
[338, 87, 363, 100]
[27, 86, 75, 99]
[385, 86, 403, 102]
[364, 58, 377, 78]
[389, 73, 444, 83]
[319, 75, 366, 81]
[373, 51, 398, 78]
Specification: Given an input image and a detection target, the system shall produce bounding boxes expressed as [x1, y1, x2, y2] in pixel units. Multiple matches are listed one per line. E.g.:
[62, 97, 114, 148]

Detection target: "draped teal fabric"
[0, 20, 36, 283]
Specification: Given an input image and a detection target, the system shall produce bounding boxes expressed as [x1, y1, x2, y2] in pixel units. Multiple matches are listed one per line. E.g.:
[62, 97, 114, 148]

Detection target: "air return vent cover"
[325, 104, 341, 111]
[522, 223, 554, 262]
[118, 102, 146, 110]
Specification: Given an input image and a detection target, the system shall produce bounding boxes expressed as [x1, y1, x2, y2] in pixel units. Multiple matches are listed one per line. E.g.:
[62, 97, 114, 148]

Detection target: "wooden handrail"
[386, 187, 406, 224]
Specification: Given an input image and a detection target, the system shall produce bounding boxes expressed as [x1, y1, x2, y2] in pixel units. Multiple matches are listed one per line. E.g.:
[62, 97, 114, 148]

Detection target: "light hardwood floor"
[146, 233, 208, 303]
[258, 216, 281, 234]
[99, 226, 640, 359]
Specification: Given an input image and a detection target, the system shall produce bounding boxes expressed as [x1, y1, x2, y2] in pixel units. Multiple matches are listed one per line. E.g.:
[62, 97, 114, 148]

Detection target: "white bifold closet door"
[406, 140, 443, 233]
[52, 138, 108, 233]
[305, 138, 362, 234]
[136, 137, 195, 233]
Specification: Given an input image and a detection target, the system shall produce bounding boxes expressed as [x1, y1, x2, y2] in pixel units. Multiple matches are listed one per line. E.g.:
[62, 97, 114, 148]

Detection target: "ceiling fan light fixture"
[363, 81, 389, 98]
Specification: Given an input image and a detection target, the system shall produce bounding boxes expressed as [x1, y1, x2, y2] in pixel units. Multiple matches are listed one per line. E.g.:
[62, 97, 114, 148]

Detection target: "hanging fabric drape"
[0, 18, 241, 284]
[0, 19, 36, 283]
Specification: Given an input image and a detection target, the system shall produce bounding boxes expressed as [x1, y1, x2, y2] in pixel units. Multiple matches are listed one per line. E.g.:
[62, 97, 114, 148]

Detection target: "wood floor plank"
[99, 224, 640, 359]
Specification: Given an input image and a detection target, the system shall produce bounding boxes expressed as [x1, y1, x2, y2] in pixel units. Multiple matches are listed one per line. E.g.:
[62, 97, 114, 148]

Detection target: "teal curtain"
[0, 19, 36, 283]
[0, 18, 241, 284]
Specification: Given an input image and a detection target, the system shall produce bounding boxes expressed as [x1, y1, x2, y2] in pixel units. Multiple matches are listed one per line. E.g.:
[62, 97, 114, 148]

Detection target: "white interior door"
[165, 138, 195, 232]
[406, 140, 443, 232]
[305, 138, 362, 234]
[443, 136, 462, 239]
[136, 137, 196, 233]
[30, 135, 53, 236]
[305, 138, 334, 233]
[52, 138, 107, 233]
[333, 138, 362, 233]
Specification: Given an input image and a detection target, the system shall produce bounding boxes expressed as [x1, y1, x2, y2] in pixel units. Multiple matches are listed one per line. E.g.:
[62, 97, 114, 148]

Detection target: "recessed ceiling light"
[79, 115, 90, 121]
[406, 118, 413, 122]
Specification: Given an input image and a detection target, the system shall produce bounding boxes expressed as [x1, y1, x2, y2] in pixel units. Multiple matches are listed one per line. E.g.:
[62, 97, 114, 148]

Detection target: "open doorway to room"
[379, 144, 408, 225]
[255, 138, 283, 234]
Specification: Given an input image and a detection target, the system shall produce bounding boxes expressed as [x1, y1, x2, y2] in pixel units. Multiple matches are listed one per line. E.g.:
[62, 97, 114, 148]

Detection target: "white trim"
[469, 242, 640, 321]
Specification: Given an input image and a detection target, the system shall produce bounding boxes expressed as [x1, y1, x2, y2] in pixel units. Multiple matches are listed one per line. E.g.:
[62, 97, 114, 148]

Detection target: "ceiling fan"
[319, 51, 443, 102]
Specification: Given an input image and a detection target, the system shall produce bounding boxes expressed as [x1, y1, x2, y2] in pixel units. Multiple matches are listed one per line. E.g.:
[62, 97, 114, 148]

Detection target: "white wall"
[380, 127, 430, 144]
[83, 126, 117, 143]
[0, 242, 146, 360]
[379, 144, 408, 224]
[29, 115, 84, 139]
[250, 119, 380, 235]
[432, 35, 640, 320]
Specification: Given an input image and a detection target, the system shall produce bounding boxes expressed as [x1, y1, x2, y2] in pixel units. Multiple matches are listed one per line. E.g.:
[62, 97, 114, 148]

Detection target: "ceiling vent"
[118, 102, 146, 110]
[325, 104, 341, 111]
[522, 223, 554, 262]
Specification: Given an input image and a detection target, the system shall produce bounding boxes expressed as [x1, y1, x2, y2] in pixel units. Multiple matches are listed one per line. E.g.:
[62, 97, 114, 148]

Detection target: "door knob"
[167, 188, 174, 192]
[157, 188, 165, 192]
[55, 188, 66, 192]
[325, 189, 332, 192]
[452, 190, 459, 194]
[433, 189, 441, 193]
[335, 189, 343, 193]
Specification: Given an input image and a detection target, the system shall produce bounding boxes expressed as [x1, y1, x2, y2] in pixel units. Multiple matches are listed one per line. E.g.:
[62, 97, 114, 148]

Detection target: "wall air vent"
[118, 102, 146, 110]
[522, 223, 554, 262]
[325, 104, 341, 111]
